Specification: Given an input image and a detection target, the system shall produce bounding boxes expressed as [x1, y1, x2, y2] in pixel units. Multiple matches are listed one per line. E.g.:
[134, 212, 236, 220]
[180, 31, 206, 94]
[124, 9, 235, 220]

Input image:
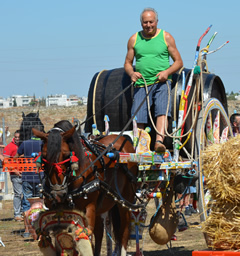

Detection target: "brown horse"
[32, 120, 138, 256]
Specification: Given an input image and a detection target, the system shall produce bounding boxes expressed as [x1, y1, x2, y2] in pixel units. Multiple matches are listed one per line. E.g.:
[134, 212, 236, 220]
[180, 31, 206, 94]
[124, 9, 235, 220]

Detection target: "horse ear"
[62, 126, 75, 141]
[22, 112, 25, 118]
[32, 128, 48, 141]
[36, 111, 39, 117]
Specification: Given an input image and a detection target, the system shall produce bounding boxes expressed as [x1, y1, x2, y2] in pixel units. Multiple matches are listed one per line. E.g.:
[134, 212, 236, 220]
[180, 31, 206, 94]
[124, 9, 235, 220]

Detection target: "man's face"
[14, 133, 20, 145]
[141, 11, 158, 37]
[234, 116, 240, 133]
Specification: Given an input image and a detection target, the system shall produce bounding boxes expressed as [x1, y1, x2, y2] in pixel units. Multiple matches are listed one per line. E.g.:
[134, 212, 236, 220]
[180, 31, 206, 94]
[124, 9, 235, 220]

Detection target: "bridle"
[35, 127, 81, 206]
[40, 152, 79, 177]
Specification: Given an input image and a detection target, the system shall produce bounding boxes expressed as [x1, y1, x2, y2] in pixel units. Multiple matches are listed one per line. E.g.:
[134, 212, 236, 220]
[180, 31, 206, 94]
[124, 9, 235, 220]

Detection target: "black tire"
[195, 98, 233, 223]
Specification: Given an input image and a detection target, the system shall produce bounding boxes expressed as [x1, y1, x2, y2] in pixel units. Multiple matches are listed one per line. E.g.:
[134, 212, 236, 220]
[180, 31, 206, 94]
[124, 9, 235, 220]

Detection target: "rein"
[80, 82, 133, 127]
[71, 82, 156, 183]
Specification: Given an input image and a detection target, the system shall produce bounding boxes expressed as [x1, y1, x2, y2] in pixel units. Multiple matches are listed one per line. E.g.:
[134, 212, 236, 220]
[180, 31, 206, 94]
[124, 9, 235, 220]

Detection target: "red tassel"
[71, 152, 79, 163]
[55, 164, 63, 176]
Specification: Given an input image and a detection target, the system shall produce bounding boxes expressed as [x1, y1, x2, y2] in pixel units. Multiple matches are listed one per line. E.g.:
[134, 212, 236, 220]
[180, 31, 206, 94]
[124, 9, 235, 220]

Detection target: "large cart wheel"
[195, 98, 233, 223]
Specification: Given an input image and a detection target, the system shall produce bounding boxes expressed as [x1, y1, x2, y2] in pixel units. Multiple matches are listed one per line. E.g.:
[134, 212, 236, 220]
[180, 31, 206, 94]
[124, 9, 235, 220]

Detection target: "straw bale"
[202, 135, 240, 203]
[201, 135, 240, 250]
[201, 203, 240, 250]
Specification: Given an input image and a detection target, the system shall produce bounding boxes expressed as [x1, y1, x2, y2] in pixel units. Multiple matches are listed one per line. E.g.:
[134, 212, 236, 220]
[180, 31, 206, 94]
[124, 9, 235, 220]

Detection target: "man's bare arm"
[124, 34, 142, 82]
[156, 31, 183, 81]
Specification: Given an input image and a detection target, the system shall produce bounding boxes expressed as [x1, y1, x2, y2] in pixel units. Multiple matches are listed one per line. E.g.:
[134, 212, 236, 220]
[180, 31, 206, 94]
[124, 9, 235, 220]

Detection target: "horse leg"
[111, 204, 131, 256]
[85, 203, 96, 233]
[93, 213, 114, 256]
[119, 208, 131, 256]
[93, 215, 104, 256]
[103, 212, 113, 256]
[113, 205, 131, 256]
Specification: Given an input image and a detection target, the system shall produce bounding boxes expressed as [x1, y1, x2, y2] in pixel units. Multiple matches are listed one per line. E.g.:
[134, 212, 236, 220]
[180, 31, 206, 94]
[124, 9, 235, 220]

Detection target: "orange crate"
[2, 157, 43, 172]
[193, 251, 240, 256]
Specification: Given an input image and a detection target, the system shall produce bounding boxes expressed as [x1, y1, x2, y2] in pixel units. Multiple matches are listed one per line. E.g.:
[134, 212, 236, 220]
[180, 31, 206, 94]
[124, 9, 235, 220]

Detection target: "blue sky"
[0, 0, 239, 98]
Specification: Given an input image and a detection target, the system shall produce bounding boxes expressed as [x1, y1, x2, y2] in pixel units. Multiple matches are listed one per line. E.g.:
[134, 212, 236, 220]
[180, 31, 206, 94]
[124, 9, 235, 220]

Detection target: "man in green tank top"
[124, 7, 183, 152]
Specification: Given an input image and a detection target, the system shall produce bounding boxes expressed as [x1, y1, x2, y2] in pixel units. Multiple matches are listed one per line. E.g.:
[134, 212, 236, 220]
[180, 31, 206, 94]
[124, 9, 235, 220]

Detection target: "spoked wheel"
[195, 98, 233, 226]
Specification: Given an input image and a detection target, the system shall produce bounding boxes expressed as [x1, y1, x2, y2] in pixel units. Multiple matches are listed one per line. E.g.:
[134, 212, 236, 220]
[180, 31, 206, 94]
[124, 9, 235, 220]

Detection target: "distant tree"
[39, 97, 46, 107]
[227, 94, 237, 101]
[29, 100, 36, 107]
[78, 99, 83, 105]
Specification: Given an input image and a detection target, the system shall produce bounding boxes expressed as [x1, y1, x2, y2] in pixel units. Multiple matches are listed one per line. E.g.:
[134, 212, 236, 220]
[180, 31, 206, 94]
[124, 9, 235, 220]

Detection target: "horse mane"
[19, 111, 45, 144]
[52, 120, 85, 165]
[46, 131, 62, 163]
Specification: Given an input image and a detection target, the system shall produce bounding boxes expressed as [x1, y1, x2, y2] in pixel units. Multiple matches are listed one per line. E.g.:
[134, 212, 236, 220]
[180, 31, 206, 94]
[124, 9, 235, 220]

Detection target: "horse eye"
[64, 152, 71, 158]
[61, 149, 69, 156]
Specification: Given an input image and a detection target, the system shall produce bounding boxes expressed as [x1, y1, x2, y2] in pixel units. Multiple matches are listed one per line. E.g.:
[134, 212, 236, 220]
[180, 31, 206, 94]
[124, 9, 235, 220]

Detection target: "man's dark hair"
[230, 113, 240, 126]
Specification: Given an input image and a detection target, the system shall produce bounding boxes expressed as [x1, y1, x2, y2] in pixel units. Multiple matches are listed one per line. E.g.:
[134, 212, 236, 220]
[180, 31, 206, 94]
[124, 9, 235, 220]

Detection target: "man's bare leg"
[155, 115, 167, 152]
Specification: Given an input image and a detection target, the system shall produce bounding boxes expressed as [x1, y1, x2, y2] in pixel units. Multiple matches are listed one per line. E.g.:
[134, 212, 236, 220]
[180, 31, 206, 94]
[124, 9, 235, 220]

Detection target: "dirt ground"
[0, 198, 208, 256]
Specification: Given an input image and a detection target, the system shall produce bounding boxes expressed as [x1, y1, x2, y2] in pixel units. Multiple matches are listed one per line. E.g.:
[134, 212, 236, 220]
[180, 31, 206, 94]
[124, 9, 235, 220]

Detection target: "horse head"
[32, 120, 86, 208]
[20, 111, 44, 143]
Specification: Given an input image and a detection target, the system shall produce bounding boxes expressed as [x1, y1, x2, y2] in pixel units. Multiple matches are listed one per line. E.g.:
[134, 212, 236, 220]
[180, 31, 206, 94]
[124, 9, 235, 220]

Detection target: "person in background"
[0, 126, 10, 144]
[0, 147, 5, 193]
[184, 186, 197, 216]
[230, 113, 240, 136]
[15, 125, 44, 238]
[124, 7, 183, 152]
[0, 126, 10, 192]
[3, 130, 22, 221]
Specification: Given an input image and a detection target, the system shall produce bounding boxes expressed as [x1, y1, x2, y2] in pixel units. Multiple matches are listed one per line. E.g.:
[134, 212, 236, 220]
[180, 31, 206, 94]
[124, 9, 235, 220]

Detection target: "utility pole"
[44, 79, 48, 107]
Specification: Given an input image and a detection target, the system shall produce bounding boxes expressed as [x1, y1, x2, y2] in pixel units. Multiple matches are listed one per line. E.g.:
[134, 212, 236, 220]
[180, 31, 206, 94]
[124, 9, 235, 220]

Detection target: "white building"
[0, 94, 87, 108]
[0, 97, 13, 108]
[235, 95, 240, 100]
[82, 96, 88, 105]
[67, 95, 80, 106]
[12, 95, 34, 107]
[46, 94, 68, 107]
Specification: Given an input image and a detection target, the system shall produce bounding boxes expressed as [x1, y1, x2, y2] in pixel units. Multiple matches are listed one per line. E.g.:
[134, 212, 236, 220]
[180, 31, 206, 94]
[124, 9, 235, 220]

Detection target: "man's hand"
[130, 72, 142, 83]
[156, 70, 169, 82]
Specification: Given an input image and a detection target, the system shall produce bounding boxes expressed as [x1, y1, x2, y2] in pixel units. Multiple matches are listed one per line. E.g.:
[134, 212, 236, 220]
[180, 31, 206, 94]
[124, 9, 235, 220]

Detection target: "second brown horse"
[33, 120, 138, 256]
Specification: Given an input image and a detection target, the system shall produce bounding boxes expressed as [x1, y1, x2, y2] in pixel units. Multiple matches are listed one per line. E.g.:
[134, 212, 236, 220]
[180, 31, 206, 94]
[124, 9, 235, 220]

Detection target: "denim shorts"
[131, 81, 172, 123]
[187, 186, 197, 194]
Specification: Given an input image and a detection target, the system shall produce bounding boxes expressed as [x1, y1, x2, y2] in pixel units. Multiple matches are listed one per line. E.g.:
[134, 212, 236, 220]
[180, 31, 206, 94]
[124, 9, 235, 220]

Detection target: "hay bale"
[201, 204, 240, 250]
[202, 135, 240, 250]
[202, 135, 240, 204]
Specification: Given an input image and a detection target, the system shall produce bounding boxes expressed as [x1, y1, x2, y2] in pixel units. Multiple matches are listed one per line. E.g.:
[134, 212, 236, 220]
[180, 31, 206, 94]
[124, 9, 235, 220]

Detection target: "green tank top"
[134, 29, 170, 86]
